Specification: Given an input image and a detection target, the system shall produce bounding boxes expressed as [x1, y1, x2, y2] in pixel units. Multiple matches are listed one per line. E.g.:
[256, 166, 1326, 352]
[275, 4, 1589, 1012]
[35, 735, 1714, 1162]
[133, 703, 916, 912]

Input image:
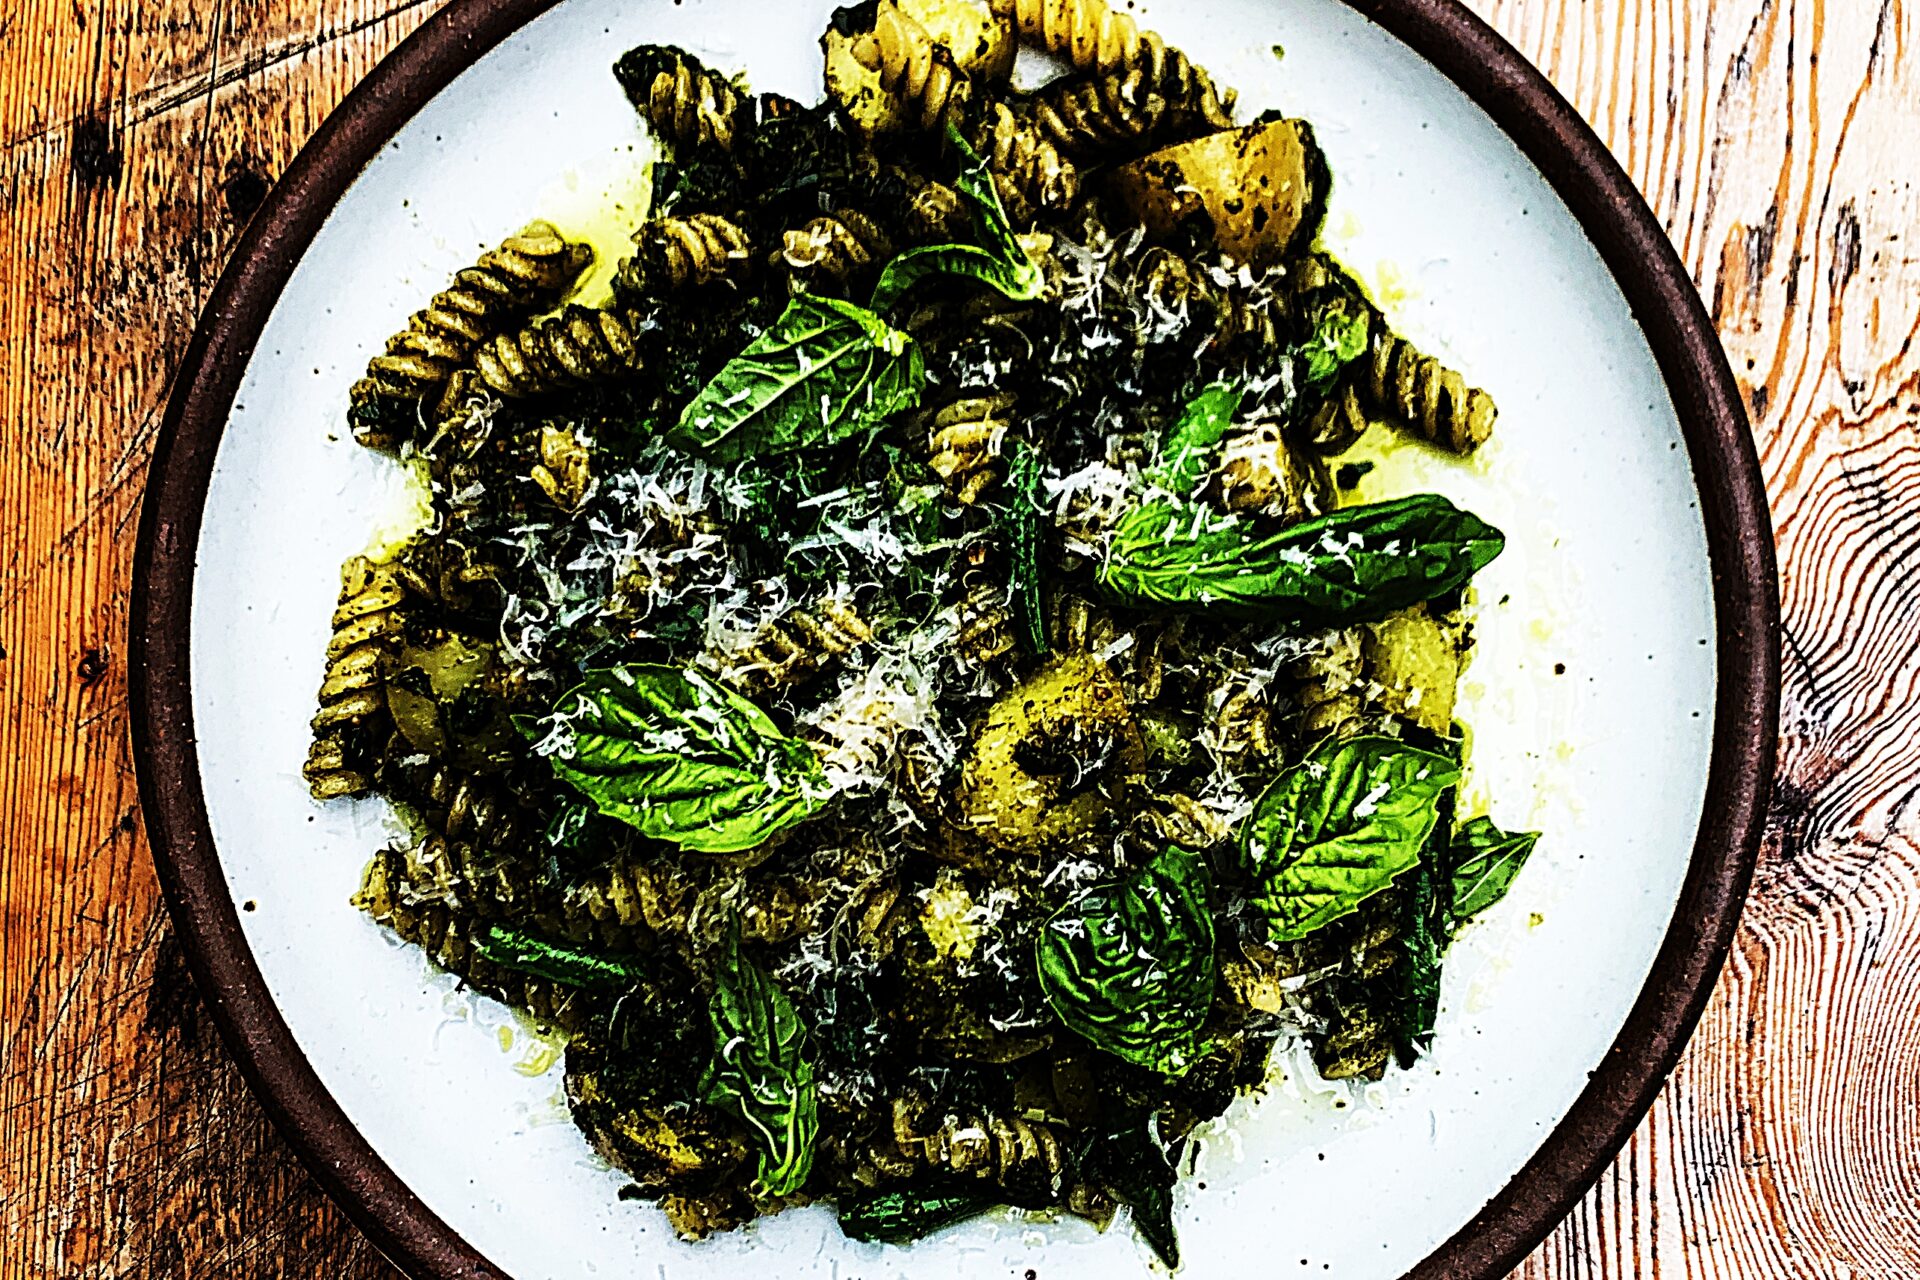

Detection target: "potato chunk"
[955, 654, 1144, 851]
[1109, 119, 1327, 265]
[1363, 605, 1468, 735]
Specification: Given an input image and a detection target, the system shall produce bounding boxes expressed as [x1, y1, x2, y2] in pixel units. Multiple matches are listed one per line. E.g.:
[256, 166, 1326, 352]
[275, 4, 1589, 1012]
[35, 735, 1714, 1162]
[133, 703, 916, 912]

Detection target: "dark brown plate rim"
[129, 1, 1780, 1276]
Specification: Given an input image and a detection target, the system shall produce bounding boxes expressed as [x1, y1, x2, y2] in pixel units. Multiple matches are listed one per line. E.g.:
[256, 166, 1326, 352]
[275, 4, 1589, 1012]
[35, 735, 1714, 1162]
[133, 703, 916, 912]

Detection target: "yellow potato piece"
[1109, 119, 1325, 265]
[1363, 606, 1467, 736]
[955, 653, 1144, 852]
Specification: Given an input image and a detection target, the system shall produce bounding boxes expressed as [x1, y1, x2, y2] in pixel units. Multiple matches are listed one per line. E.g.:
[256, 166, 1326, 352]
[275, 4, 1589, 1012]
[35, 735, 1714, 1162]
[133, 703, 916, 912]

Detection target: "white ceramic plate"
[132, 2, 1777, 1277]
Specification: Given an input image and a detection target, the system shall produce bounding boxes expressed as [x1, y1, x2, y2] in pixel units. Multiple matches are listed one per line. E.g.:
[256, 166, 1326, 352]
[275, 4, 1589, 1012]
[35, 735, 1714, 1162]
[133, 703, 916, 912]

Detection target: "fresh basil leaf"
[1449, 815, 1540, 926]
[669, 295, 924, 463]
[1084, 1112, 1182, 1269]
[870, 243, 1041, 312]
[1099, 493, 1504, 625]
[1147, 382, 1244, 496]
[471, 923, 648, 990]
[1240, 736, 1461, 941]
[867, 126, 1044, 310]
[538, 664, 828, 855]
[948, 123, 1043, 286]
[1037, 845, 1216, 1075]
[838, 1184, 998, 1243]
[1301, 296, 1371, 390]
[1002, 438, 1049, 655]
[701, 923, 818, 1197]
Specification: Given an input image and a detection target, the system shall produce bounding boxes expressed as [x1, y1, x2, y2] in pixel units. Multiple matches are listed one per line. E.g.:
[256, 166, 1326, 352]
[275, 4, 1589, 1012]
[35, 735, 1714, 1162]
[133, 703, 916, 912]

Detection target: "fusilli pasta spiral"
[614, 45, 746, 152]
[850, 0, 972, 132]
[353, 849, 590, 1031]
[1350, 328, 1498, 454]
[921, 390, 1014, 504]
[778, 209, 896, 294]
[303, 556, 411, 800]
[886, 1094, 1070, 1204]
[349, 223, 592, 450]
[903, 174, 970, 241]
[616, 213, 754, 298]
[963, 100, 1078, 222]
[471, 305, 642, 399]
[947, 580, 1019, 665]
[991, 0, 1173, 78]
[1137, 247, 1283, 351]
[1035, 55, 1234, 158]
[703, 596, 875, 695]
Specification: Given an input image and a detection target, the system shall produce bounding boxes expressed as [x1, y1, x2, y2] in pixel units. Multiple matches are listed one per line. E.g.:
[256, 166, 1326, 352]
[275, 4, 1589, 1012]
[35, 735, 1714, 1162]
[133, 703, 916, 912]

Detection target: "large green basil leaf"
[1449, 816, 1540, 926]
[868, 126, 1044, 311]
[700, 924, 817, 1196]
[1147, 382, 1244, 496]
[539, 664, 828, 854]
[1240, 736, 1461, 941]
[470, 924, 649, 990]
[668, 294, 924, 463]
[1036, 845, 1216, 1075]
[1099, 493, 1504, 625]
[838, 1184, 998, 1244]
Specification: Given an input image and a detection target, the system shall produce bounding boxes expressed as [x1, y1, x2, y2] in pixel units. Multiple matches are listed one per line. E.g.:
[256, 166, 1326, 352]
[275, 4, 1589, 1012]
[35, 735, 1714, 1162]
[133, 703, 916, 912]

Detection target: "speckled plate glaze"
[130, 2, 1778, 1277]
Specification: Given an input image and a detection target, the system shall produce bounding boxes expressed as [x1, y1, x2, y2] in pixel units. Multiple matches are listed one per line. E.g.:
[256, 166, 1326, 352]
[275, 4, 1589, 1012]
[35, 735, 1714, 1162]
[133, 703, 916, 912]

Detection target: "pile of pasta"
[308, 0, 1532, 1261]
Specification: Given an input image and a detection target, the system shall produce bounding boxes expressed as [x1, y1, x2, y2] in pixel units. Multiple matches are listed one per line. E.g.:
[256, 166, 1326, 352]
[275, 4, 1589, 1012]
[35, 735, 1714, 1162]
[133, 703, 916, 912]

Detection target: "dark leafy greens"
[1003, 437, 1049, 655]
[471, 924, 649, 990]
[1388, 804, 1539, 1065]
[1241, 736, 1461, 941]
[1036, 845, 1216, 1075]
[668, 294, 923, 463]
[1386, 747, 1459, 1066]
[1084, 1113, 1183, 1269]
[837, 1184, 998, 1244]
[1391, 851, 1446, 1067]
[537, 665, 828, 854]
[1100, 493, 1505, 625]
[701, 923, 818, 1197]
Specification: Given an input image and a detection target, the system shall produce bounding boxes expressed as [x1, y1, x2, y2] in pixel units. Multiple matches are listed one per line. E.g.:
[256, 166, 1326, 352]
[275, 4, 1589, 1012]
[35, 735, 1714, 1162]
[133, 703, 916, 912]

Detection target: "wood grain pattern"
[1493, 0, 1920, 1274]
[0, 0, 1909, 1275]
[1, 6, 442, 1274]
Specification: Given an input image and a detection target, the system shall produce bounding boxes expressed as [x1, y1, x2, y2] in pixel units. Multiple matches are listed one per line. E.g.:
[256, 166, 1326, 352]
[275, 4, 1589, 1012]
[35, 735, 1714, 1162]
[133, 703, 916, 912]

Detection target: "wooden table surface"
[1, 0, 1912, 1274]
